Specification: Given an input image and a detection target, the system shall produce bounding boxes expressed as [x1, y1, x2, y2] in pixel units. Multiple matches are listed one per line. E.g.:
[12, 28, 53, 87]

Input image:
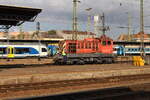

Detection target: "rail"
[9, 87, 150, 100]
[1, 74, 150, 93]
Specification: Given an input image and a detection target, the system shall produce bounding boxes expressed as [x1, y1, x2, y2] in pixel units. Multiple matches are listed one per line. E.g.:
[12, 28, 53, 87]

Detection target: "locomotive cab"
[99, 35, 113, 54]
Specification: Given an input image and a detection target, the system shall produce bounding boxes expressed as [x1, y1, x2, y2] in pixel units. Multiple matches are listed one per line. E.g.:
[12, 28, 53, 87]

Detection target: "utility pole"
[118, 12, 132, 41]
[140, 0, 145, 56]
[94, 14, 100, 37]
[72, 0, 80, 40]
[5, 25, 9, 45]
[19, 25, 23, 39]
[102, 13, 105, 34]
[36, 22, 41, 61]
[127, 12, 132, 41]
[100, 13, 109, 35]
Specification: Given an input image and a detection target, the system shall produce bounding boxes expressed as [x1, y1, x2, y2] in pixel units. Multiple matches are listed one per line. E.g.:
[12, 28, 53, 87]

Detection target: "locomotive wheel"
[106, 58, 113, 64]
[66, 60, 73, 65]
[95, 59, 102, 64]
[77, 60, 85, 65]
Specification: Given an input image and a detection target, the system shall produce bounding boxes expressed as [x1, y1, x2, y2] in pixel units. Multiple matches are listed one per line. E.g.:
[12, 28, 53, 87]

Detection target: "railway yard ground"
[0, 58, 149, 99]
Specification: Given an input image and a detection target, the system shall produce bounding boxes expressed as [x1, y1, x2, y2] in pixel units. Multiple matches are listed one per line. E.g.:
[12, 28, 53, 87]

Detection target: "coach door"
[7, 47, 15, 58]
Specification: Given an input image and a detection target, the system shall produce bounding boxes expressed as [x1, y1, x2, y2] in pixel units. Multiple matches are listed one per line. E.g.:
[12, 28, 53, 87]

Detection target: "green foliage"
[47, 30, 56, 35]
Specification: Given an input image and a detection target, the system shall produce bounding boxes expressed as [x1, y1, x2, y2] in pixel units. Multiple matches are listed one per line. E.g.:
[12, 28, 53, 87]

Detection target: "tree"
[47, 30, 56, 35]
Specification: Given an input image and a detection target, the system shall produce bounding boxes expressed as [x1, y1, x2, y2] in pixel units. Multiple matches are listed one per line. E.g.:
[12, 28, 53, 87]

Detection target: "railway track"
[0, 56, 133, 68]
[0, 74, 150, 93]
[9, 87, 150, 100]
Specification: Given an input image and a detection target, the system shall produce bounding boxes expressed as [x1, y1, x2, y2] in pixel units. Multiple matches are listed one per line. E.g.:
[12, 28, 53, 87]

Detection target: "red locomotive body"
[54, 35, 115, 64]
[65, 35, 113, 54]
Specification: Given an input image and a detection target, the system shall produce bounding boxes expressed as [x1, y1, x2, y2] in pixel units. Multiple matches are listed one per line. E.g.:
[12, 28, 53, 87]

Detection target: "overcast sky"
[0, 0, 150, 39]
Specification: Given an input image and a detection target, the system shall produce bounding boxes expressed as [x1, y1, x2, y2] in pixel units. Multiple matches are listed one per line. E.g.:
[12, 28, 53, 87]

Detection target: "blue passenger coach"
[0, 44, 49, 58]
[113, 45, 150, 56]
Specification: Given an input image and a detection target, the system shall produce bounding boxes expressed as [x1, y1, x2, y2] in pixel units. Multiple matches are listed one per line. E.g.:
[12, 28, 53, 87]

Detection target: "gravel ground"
[0, 58, 52, 65]
[0, 63, 149, 77]
[1, 79, 150, 100]
[0, 63, 149, 99]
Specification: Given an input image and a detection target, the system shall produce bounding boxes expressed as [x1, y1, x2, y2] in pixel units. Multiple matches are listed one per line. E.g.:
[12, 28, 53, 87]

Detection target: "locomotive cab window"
[108, 41, 111, 45]
[102, 41, 106, 45]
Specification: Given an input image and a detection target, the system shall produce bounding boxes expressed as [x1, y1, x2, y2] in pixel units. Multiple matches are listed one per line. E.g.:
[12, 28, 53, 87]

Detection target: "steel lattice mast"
[140, 0, 145, 56]
[72, 0, 80, 40]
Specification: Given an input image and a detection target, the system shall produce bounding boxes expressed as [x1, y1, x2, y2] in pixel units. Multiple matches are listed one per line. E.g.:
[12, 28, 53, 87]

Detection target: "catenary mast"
[140, 0, 145, 56]
[72, 0, 80, 40]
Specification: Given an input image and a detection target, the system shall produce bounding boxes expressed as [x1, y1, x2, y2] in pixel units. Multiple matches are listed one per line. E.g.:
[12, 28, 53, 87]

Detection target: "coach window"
[42, 48, 47, 52]
[0, 48, 6, 54]
[138, 48, 140, 51]
[24, 48, 29, 53]
[128, 48, 131, 51]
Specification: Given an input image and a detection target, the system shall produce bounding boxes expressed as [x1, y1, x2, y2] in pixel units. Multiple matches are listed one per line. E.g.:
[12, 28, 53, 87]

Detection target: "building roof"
[117, 32, 150, 41]
[62, 30, 95, 35]
[0, 5, 41, 27]
[40, 32, 63, 39]
[99, 34, 113, 41]
[133, 32, 150, 38]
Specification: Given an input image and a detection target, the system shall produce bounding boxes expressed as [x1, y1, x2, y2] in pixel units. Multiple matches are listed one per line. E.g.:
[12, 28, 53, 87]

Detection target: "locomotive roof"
[99, 35, 113, 41]
[0, 5, 41, 28]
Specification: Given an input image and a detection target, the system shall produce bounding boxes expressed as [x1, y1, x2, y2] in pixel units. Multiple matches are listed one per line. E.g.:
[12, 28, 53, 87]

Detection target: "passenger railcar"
[53, 35, 115, 64]
[113, 45, 124, 56]
[114, 45, 150, 55]
[125, 46, 150, 55]
[0, 44, 49, 58]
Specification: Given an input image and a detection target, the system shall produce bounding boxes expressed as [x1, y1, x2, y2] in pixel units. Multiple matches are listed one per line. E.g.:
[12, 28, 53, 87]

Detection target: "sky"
[0, 0, 150, 39]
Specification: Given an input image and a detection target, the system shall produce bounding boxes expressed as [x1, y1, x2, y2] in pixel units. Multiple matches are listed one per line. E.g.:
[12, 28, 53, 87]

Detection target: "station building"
[56, 30, 96, 40]
[0, 30, 96, 40]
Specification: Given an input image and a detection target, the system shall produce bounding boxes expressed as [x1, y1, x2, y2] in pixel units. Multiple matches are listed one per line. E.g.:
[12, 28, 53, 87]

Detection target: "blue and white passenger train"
[0, 44, 49, 58]
[113, 45, 150, 56]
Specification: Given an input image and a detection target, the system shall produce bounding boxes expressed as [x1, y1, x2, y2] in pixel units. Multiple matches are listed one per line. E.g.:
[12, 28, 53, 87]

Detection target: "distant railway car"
[125, 46, 150, 55]
[53, 35, 115, 64]
[113, 45, 124, 56]
[114, 45, 150, 56]
[0, 44, 49, 58]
